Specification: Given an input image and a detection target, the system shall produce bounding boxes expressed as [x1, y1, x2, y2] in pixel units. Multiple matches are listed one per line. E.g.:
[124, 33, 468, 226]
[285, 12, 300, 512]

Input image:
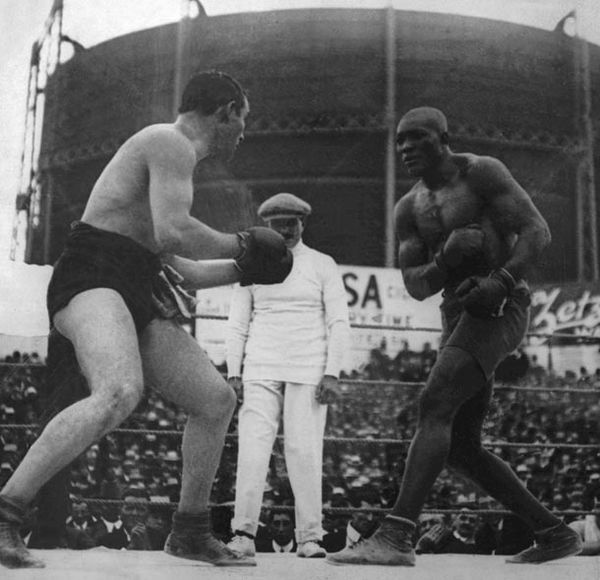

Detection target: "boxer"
[328, 107, 581, 566]
[0, 71, 291, 569]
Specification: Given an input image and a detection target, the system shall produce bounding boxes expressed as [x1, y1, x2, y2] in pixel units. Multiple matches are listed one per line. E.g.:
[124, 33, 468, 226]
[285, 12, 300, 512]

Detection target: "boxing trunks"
[47, 221, 163, 334]
[439, 280, 531, 379]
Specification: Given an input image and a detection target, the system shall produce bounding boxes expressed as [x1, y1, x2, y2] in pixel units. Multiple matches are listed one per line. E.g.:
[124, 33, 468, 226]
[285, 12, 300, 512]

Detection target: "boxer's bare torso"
[398, 152, 515, 273]
[394, 147, 550, 301]
[81, 124, 197, 253]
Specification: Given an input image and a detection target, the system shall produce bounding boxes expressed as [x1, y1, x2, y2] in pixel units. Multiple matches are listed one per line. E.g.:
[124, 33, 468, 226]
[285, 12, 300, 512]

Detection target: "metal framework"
[10, 3, 598, 278]
[10, 0, 64, 262]
[573, 12, 599, 282]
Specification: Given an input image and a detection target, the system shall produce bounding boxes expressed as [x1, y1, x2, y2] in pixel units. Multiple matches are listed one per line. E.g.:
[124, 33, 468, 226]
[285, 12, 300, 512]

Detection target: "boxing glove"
[455, 268, 516, 318]
[435, 224, 485, 271]
[234, 227, 293, 286]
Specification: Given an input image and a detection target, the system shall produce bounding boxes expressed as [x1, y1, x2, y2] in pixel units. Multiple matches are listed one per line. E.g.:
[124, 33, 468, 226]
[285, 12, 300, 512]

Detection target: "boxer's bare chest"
[413, 177, 483, 248]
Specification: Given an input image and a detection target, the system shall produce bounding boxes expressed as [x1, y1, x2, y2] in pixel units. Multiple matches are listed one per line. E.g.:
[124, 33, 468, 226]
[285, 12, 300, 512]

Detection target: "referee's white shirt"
[226, 240, 349, 385]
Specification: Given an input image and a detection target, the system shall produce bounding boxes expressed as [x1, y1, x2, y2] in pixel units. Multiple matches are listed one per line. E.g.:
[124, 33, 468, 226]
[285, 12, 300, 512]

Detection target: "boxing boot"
[0, 495, 45, 569]
[164, 510, 256, 566]
[506, 521, 582, 564]
[327, 515, 416, 566]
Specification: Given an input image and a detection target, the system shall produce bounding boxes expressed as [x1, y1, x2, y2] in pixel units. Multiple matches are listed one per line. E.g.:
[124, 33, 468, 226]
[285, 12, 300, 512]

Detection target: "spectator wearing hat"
[64, 498, 107, 549]
[97, 488, 163, 550]
[416, 513, 446, 540]
[416, 507, 493, 555]
[322, 487, 352, 553]
[226, 192, 350, 559]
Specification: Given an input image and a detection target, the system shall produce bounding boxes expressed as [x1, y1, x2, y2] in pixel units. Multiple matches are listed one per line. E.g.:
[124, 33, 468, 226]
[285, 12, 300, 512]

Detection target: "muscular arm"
[145, 128, 241, 260]
[395, 195, 447, 301]
[470, 157, 551, 280]
[162, 254, 242, 291]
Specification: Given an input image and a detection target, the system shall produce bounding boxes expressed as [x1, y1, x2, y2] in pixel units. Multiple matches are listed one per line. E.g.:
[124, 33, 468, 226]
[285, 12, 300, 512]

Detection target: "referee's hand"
[228, 376, 244, 404]
[316, 375, 340, 405]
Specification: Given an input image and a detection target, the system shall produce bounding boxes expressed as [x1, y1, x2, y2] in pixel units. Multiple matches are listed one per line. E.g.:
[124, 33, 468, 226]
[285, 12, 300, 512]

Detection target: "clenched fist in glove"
[456, 267, 516, 318]
[435, 224, 485, 271]
[235, 227, 293, 286]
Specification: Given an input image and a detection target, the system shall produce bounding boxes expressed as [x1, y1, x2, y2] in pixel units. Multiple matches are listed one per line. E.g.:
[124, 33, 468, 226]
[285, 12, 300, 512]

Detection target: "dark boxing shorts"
[439, 282, 531, 379]
[47, 221, 162, 334]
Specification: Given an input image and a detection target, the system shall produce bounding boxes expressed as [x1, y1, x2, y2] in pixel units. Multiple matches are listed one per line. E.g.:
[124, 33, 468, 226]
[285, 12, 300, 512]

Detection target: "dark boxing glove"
[455, 267, 516, 318]
[434, 224, 485, 272]
[234, 227, 293, 286]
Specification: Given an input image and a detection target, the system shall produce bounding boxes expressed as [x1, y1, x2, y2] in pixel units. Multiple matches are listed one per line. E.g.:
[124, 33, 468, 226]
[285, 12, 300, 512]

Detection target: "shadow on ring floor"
[2, 549, 599, 580]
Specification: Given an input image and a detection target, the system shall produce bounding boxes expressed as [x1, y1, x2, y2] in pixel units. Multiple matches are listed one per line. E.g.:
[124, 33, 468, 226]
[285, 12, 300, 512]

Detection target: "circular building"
[32, 8, 600, 283]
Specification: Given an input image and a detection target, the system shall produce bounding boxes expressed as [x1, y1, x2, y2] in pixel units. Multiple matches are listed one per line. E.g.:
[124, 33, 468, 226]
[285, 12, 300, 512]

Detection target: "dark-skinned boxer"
[328, 107, 581, 567]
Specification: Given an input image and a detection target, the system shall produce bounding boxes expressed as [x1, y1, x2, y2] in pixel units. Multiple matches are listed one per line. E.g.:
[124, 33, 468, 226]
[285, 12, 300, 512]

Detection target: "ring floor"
[3, 549, 599, 580]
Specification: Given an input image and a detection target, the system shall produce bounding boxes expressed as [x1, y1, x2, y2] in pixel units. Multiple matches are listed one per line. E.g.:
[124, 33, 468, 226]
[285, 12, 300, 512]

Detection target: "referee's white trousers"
[231, 380, 327, 544]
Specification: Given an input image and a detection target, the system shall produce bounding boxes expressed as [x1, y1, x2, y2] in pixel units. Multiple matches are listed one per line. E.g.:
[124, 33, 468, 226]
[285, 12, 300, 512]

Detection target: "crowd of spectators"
[2, 344, 600, 554]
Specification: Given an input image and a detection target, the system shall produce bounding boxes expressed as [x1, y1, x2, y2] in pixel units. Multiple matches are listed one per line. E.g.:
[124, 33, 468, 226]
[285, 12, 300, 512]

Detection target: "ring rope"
[77, 497, 600, 520]
[3, 331, 599, 530]
[1, 424, 597, 450]
[192, 313, 600, 343]
[2, 365, 599, 395]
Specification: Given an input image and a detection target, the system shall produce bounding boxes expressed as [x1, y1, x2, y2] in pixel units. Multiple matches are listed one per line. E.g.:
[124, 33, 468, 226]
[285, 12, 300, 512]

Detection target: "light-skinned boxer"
[0, 71, 292, 569]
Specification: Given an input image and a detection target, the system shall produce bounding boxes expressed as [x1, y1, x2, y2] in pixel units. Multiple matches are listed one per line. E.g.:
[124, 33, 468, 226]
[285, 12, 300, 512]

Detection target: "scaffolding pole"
[573, 3, 598, 282]
[13, 1, 64, 263]
[384, 5, 397, 268]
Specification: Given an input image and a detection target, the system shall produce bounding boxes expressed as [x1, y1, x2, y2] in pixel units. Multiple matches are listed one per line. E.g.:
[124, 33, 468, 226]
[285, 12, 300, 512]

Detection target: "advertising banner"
[195, 265, 442, 369]
[196, 268, 600, 375]
[527, 282, 600, 375]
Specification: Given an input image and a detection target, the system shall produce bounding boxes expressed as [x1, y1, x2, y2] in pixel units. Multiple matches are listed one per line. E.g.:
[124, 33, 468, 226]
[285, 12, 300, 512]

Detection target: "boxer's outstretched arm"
[162, 254, 242, 290]
[395, 196, 446, 301]
[146, 128, 240, 260]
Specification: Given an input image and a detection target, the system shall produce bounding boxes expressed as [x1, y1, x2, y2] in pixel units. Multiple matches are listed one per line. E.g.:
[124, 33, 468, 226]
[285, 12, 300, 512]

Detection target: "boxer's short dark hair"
[179, 70, 247, 116]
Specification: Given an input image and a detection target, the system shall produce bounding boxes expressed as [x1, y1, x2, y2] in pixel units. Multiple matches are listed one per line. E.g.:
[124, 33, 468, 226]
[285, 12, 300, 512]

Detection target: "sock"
[171, 510, 210, 535]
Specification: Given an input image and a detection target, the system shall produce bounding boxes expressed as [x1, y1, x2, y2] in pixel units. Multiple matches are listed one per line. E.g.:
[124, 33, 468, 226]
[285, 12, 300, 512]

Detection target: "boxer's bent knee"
[187, 379, 236, 422]
[207, 382, 236, 419]
[447, 440, 484, 470]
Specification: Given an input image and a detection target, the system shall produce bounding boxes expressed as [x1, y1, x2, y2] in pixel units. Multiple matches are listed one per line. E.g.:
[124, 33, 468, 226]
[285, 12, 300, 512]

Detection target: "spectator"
[255, 510, 297, 553]
[416, 508, 493, 555]
[393, 340, 421, 382]
[64, 498, 106, 549]
[365, 340, 393, 380]
[526, 354, 547, 386]
[6, 348, 600, 558]
[416, 513, 446, 540]
[420, 342, 437, 379]
[322, 487, 351, 553]
[97, 488, 163, 550]
[568, 513, 600, 556]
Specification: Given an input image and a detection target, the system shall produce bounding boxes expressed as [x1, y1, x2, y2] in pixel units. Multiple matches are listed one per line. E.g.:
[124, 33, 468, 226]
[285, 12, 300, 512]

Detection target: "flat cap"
[258, 192, 312, 220]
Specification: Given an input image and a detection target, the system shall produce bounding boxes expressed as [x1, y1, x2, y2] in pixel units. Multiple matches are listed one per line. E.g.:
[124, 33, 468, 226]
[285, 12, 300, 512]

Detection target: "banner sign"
[529, 282, 600, 343]
[339, 266, 441, 362]
[195, 267, 600, 371]
[195, 265, 442, 367]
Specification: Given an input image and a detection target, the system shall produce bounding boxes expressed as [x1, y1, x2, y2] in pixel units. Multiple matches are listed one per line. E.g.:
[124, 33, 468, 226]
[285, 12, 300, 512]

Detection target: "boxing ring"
[1, 549, 598, 580]
[2, 322, 600, 578]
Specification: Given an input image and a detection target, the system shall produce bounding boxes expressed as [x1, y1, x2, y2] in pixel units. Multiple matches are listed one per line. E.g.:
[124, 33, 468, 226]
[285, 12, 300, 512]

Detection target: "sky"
[0, 0, 598, 262]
